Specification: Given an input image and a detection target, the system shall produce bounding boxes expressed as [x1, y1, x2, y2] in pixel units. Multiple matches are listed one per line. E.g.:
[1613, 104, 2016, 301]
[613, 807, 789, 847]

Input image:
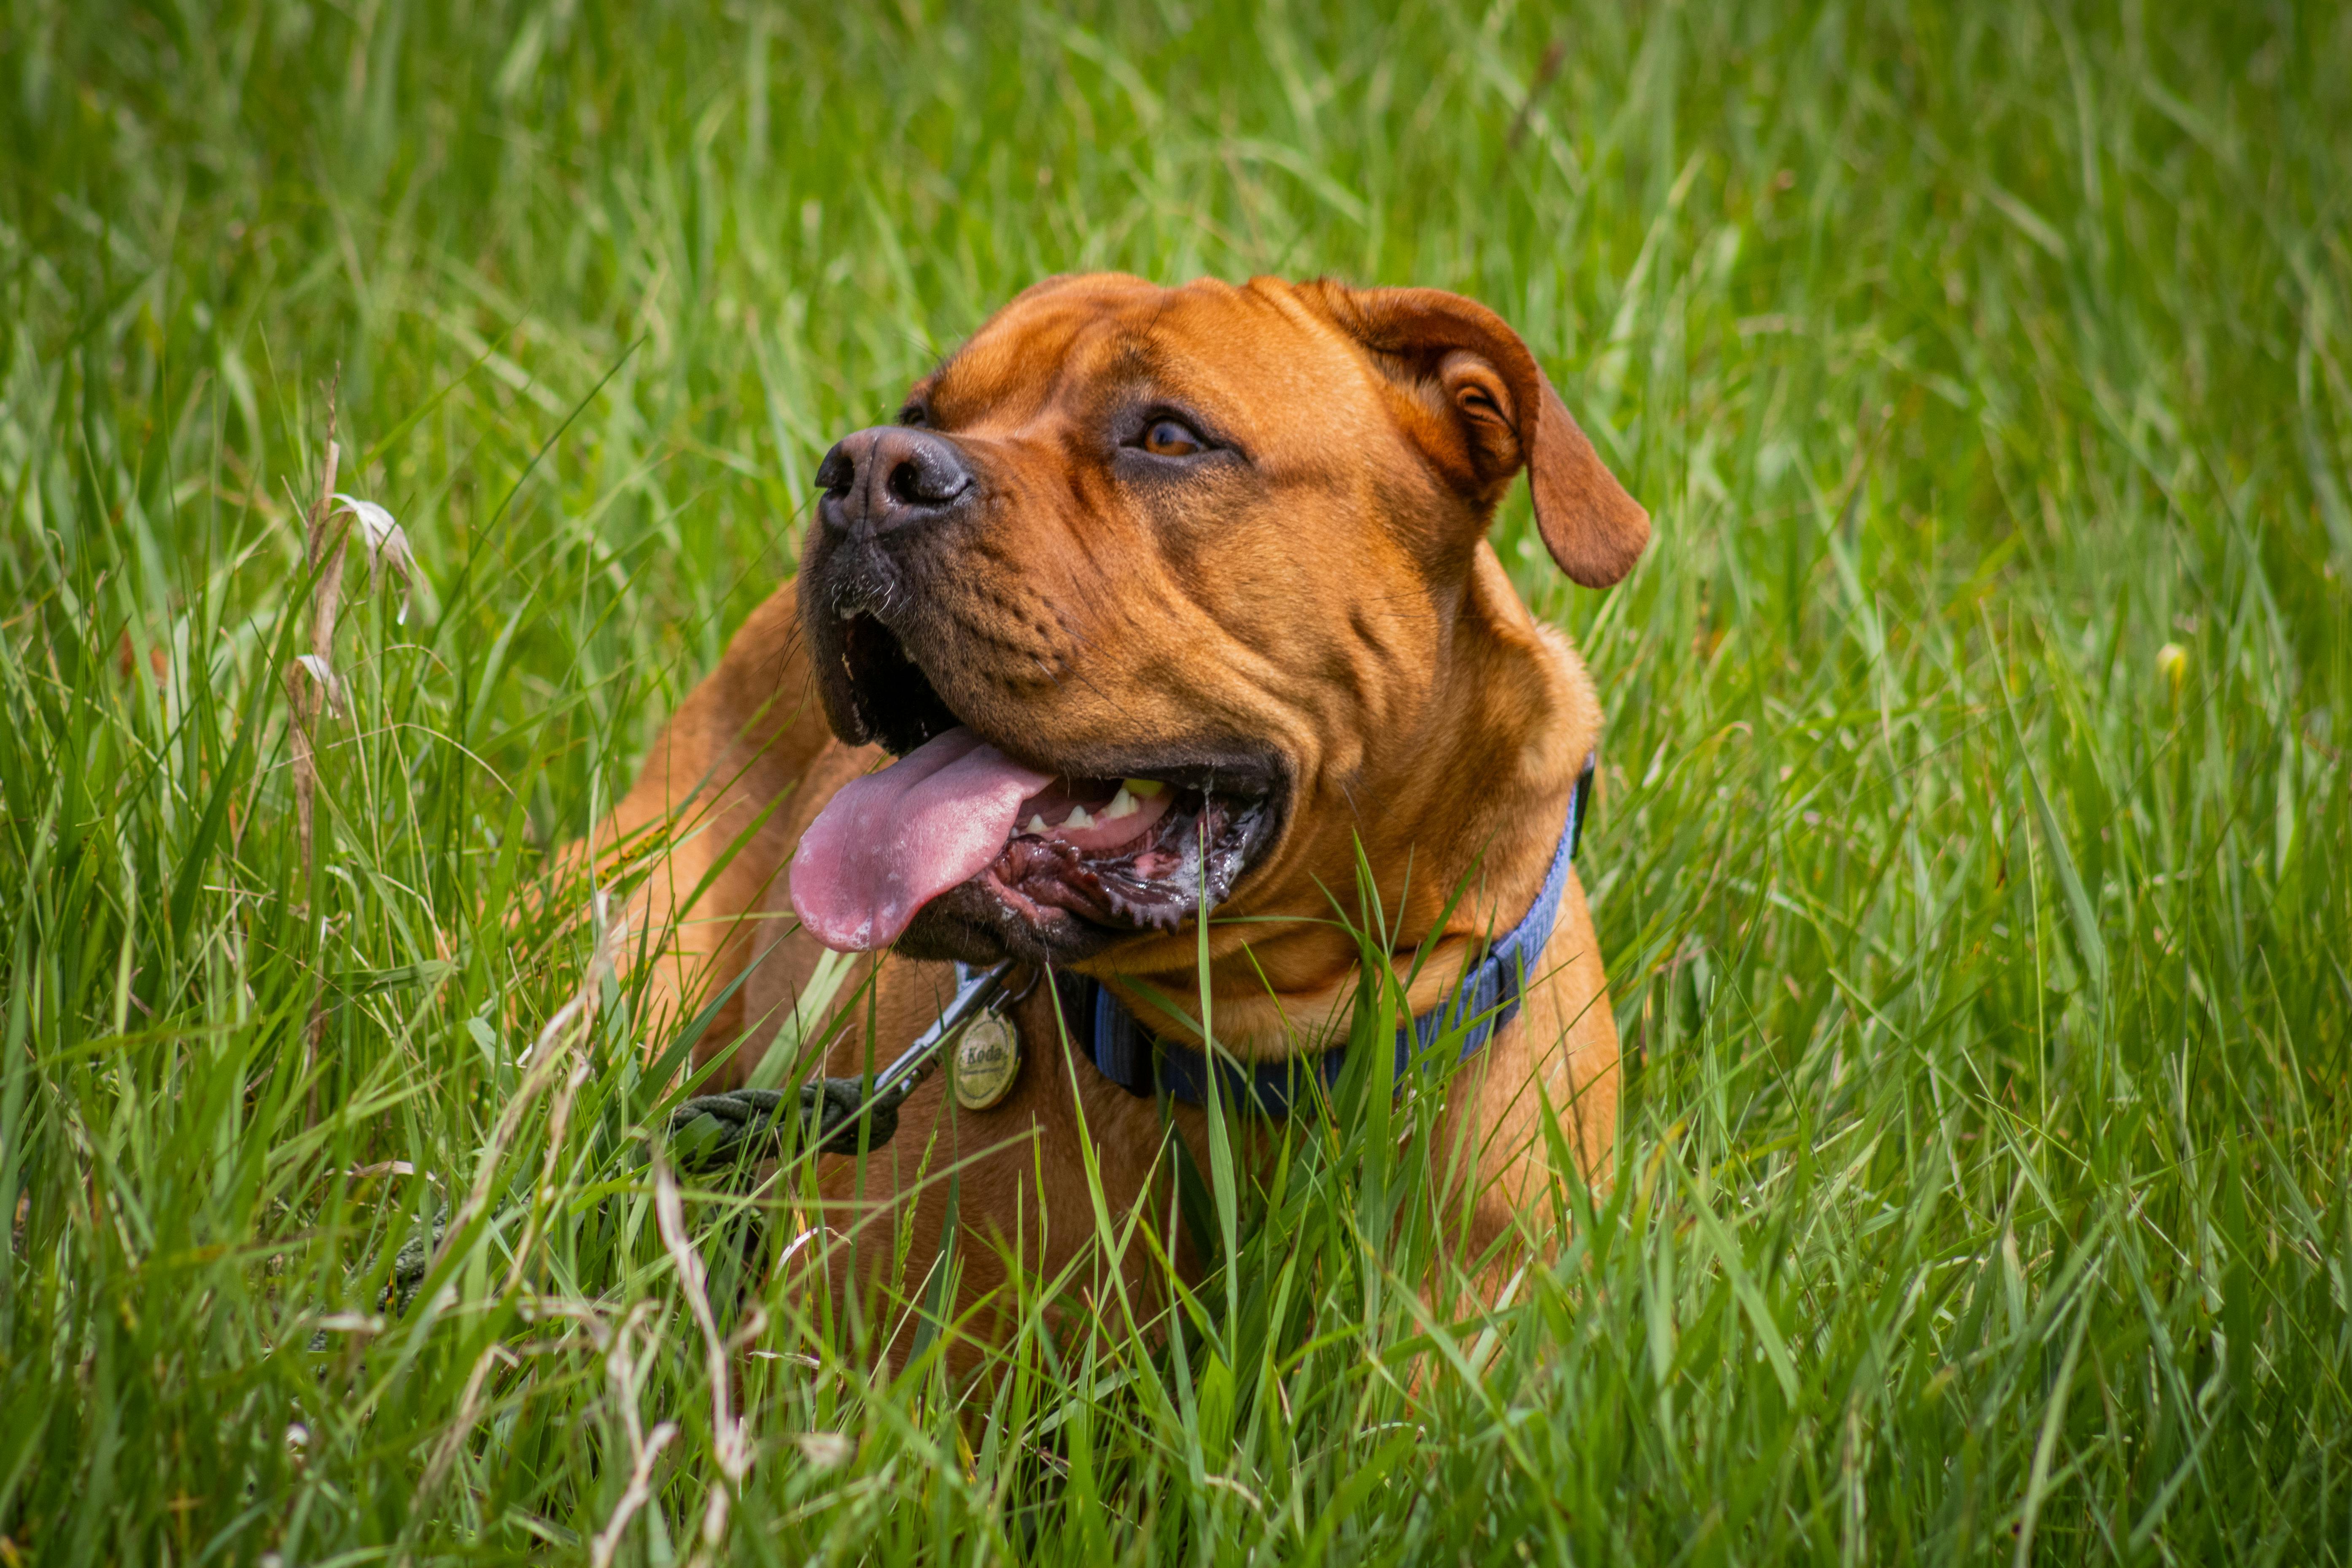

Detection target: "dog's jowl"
[595, 274, 1649, 1357]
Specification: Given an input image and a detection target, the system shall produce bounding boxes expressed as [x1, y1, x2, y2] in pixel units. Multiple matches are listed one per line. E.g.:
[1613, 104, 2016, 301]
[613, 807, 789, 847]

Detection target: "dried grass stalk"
[429, 896, 628, 1279]
[655, 1152, 757, 1567]
[288, 384, 344, 890]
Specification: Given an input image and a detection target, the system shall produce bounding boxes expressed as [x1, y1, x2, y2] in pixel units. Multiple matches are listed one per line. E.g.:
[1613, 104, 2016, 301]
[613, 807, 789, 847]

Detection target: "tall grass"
[3, 0, 2349, 1561]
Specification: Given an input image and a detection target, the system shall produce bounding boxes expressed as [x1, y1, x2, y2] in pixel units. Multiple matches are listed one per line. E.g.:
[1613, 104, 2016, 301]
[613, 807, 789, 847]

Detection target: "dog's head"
[792, 274, 1647, 969]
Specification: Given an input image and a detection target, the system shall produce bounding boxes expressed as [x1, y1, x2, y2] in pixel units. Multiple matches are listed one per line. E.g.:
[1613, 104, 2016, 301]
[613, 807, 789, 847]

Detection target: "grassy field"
[5, 0, 2351, 1561]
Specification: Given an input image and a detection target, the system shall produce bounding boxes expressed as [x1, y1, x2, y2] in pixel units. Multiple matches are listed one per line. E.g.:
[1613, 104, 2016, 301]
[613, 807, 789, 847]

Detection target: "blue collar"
[1066, 755, 1594, 1117]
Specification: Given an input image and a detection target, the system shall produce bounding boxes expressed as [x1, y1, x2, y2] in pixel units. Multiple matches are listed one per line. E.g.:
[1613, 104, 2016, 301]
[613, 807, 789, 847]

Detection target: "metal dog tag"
[951, 1013, 1021, 1111]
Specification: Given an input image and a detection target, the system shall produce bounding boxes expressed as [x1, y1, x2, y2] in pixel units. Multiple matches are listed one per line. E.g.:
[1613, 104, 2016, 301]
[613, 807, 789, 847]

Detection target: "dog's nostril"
[816, 445, 856, 497]
[887, 454, 967, 507]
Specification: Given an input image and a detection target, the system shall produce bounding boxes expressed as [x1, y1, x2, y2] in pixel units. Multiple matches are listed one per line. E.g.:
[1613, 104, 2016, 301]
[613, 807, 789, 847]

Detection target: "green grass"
[5, 0, 2351, 1561]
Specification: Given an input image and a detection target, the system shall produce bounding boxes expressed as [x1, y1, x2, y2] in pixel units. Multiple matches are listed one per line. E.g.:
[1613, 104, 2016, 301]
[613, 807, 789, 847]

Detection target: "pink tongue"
[789, 727, 1054, 951]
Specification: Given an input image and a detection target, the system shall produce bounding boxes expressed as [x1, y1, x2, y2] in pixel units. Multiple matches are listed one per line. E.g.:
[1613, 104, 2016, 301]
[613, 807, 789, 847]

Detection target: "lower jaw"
[891, 881, 1118, 968]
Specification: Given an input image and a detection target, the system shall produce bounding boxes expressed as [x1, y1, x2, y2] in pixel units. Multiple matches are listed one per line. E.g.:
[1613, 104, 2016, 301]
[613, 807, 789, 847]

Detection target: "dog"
[596, 273, 1648, 1351]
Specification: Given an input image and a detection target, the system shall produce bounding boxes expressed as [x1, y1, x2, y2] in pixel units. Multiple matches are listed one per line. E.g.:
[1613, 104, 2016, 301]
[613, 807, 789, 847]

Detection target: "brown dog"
[597, 273, 1647, 1348]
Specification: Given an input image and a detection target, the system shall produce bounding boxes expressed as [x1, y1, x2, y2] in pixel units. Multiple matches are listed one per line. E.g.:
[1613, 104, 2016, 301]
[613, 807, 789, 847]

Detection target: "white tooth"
[1103, 786, 1137, 819]
[1026, 815, 1048, 834]
[1063, 805, 1094, 830]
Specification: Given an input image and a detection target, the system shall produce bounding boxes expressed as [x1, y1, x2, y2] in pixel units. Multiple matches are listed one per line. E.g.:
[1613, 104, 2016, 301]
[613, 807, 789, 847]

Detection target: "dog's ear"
[1326, 285, 1650, 588]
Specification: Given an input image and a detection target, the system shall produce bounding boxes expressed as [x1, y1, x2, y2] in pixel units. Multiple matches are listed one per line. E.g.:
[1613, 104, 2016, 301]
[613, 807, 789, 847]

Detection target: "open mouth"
[791, 612, 1283, 958]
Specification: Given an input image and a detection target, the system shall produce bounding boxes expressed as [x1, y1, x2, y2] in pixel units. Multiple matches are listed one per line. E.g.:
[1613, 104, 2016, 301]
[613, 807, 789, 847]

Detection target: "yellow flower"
[2155, 642, 2188, 697]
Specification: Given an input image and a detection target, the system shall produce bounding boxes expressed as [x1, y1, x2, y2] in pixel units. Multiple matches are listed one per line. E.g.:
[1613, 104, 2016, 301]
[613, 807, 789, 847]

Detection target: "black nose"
[815, 426, 974, 536]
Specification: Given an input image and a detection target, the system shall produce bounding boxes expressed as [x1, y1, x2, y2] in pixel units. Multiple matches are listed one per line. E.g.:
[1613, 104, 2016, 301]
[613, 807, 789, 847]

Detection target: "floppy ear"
[1326, 286, 1650, 588]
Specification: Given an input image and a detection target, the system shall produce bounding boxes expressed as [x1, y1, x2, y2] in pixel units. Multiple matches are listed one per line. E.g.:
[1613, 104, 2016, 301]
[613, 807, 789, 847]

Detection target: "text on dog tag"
[952, 1014, 1021, 1111]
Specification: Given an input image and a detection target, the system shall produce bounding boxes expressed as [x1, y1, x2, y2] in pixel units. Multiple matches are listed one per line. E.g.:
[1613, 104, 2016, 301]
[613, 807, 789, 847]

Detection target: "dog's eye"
[1140, 418, 1203, 457]
[898, 403, 928, 428]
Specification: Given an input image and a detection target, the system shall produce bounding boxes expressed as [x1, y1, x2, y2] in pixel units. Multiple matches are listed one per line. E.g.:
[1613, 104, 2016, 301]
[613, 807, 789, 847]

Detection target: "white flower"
[795, 1431, 854, 1469]
[293, 653, 346, 718]
[331, 493, 427, 624]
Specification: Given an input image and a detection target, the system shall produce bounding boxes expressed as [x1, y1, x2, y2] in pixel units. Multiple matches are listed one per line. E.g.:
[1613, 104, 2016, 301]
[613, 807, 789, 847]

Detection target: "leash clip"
[664, 959, 1026, 1173]
[870, 959, 1029, 1115]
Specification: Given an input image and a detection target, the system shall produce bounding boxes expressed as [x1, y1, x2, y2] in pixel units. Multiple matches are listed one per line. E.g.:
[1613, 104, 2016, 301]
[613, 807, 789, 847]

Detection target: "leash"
[367, 967, 1027, 1313]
